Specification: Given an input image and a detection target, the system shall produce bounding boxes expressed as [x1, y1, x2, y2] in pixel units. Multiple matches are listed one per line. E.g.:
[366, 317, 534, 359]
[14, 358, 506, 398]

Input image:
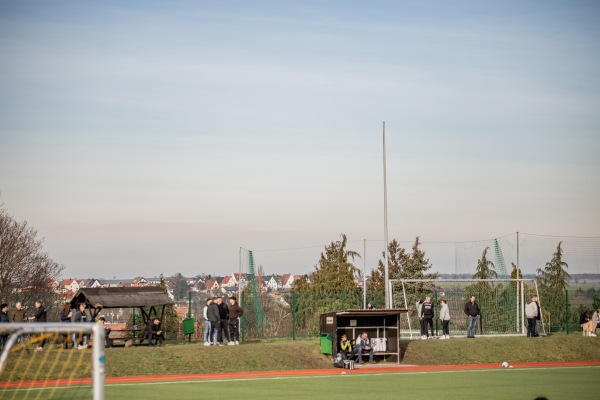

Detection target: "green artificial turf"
[6, 365, 598, 400]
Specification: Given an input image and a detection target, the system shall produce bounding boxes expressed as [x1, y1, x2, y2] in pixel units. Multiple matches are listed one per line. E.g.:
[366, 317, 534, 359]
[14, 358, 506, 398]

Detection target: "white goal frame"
[0, 323, 105, 400]
[389, 278, 544, 338]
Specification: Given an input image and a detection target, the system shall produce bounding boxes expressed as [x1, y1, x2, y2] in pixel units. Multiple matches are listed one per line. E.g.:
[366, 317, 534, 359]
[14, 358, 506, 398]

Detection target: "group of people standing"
[416, 297, 454, 339]
[202, 296, 243, 346]
[0, 300, 54, 351]
[416, 295, 482, 339]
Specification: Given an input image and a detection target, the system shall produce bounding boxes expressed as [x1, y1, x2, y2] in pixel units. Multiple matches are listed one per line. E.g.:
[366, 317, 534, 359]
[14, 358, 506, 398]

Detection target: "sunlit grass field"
[4, 366, 598, 400]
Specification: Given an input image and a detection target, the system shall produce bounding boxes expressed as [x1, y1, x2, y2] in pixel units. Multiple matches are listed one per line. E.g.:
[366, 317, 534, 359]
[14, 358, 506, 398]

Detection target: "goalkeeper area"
[391, 278, 541, 338]
[0, 323, 105, 400]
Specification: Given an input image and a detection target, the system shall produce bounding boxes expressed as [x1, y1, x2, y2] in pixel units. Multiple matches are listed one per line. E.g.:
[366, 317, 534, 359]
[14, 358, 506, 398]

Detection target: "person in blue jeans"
[202, 298, 212, 346]
[354, 332, 375, 364]
[464, 295, 480, 338]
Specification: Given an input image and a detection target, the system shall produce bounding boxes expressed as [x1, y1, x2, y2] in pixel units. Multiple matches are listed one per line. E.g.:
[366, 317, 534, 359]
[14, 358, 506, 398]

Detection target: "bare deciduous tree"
[0, 205, 63, 309]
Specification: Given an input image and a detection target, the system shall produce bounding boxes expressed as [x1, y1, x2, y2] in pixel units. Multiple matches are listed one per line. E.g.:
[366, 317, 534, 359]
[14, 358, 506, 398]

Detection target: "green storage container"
[319, 333, 332, 355]
[182, 318, 195, 335]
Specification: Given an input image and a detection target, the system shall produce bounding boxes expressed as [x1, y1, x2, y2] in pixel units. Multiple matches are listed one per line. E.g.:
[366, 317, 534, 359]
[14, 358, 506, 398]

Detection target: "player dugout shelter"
[320, 308, 408, 363]
[69, 287, 175, 324]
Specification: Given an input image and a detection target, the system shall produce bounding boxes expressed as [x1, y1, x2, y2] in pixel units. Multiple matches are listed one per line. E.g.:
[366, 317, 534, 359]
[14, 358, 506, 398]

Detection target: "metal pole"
[363, 239, 367, 309]
[383, 121, 390, 308]
[516, 232, 520, 332]
[92, 323, 106, 400]
[239, 247, 242, 303]
[520, 279, 525, 334]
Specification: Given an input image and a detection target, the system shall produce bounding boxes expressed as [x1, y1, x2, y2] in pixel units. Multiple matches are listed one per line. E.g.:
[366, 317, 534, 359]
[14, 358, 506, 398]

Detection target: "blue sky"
[1, 1, 599, 279]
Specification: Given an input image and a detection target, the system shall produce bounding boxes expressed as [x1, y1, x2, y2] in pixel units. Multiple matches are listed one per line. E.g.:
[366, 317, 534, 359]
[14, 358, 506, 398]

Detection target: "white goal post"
[389, 278, 544, 338]
[0, 323, 105, 400]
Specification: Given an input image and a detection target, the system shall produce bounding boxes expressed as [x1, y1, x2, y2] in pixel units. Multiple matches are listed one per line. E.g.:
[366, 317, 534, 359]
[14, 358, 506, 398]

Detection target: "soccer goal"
[389, 278, 544, 338]
[0, 322, 105, 400]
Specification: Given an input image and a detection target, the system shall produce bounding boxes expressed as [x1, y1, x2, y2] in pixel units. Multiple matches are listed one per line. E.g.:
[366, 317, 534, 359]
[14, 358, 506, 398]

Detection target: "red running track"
[2, 360, 600, 388]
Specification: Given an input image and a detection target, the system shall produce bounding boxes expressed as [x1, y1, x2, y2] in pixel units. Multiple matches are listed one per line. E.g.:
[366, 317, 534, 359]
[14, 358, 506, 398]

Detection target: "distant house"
[204, 279, 220, 292]
[281, 274, 294, 289]
[221, 276, 235, 288]
[232, 273, 248, 287]
[132, 277, 149, 287]
[264, 276, 278, 291]
[60, 279, 80, 294]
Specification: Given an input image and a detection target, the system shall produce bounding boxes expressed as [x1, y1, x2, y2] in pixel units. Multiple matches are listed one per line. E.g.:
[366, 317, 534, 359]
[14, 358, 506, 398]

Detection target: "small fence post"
[434, 291, 438, 336]
[565, 289, 569, 335]
[291, 291, 296, 340]
[241, 291, 245, 340]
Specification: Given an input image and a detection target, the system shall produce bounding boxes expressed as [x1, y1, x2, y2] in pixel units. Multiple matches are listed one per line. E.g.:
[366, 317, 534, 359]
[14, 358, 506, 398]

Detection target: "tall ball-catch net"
[0, 323, 105, 400]
[391, 278, 540, 338]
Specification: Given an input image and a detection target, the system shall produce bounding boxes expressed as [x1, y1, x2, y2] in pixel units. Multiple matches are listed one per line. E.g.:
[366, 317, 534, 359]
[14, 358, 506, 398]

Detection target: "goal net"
[390, 278, 543, 338]
[0, 323, 105, 400]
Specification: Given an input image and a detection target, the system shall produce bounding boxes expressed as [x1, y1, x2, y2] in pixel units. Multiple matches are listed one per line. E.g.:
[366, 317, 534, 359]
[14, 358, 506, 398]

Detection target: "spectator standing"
[34, 300, 47, 351]
[464, 295, 480, 338]
[9, 302, 25, 323]
[534, 296, 542, 336]
[439, 300, 451, 339]
[525, 295, 538, 337]
[216, 297, 230, 345]
[354, 332, 375, 364]
[421, 296, 434, 338]
[416, 299, 426, 340]
[73, 304, 89, 349]
[203, 298, 212, 346]
[227, 296, 243, 345]
[0, 303, 9, 350]
[207, 297, 221, 345]
[59, 302, 73, 349]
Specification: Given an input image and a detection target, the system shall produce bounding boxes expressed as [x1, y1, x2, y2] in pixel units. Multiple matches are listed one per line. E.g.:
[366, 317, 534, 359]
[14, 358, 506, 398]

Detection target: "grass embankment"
[400, 334, 600, 365]
[2, 335, 599, 381]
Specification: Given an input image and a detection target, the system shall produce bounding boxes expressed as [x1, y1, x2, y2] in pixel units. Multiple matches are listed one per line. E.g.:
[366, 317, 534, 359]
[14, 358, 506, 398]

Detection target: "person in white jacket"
[525, 295, 539, 337]
[439, 300, 451, 339]
[593, 309, 600, 336]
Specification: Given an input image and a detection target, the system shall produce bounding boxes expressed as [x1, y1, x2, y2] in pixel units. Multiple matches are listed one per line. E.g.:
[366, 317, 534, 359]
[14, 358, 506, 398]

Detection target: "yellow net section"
[0, 324, 99, 400]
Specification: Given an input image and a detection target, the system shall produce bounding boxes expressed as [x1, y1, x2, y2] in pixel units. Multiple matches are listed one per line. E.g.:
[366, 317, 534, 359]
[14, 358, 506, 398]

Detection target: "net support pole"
[533, 279, 546, 335]
[400, 280, 413, 339]
[520, 280, 525, 334]
[363, 238, 367, 309]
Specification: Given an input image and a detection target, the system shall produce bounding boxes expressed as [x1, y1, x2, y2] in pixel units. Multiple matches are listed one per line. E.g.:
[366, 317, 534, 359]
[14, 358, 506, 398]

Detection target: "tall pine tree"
[537, 242, 571, 330]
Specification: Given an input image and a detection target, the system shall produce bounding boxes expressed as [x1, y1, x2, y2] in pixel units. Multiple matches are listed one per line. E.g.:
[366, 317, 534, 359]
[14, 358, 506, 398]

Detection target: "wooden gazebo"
[70, 286, 175, 325]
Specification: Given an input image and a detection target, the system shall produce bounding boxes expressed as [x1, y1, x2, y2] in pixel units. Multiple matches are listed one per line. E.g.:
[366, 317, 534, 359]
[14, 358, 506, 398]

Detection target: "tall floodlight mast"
[382, 121, 390, 308]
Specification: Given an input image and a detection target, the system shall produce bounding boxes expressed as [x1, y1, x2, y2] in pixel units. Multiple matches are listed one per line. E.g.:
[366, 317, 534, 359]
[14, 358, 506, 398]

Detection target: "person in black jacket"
[207, 297, 221, 345]
[227, 296, 243, 345]
[73, 304, 90, 349]
[421, 296, 435, 338]
[142, 318, 165, 346]
[464, 295, 480, 338]
[34, 300, 47, 351]
[0, 303, 9, 351]
[216, 297, 230, 345]
[59, 302, 73, 349]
